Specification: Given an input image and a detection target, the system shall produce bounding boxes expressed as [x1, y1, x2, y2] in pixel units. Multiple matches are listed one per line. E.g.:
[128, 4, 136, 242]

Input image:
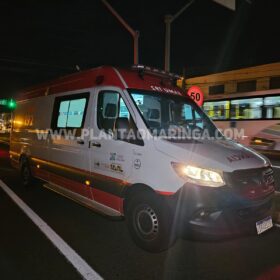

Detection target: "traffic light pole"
[102, 0, 139, 65]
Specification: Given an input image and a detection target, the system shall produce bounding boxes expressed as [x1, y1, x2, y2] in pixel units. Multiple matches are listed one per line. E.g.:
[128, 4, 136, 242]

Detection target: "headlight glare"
[172, 163, 225, 187]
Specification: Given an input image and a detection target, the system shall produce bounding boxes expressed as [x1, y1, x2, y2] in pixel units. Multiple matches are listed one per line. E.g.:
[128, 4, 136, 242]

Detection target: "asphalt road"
[1, 142, 280, 280]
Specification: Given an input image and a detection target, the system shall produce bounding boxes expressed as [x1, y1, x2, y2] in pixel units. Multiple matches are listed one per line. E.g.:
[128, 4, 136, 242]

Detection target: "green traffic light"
[7, 99, 16, 110]
[0, 98, 17, 110]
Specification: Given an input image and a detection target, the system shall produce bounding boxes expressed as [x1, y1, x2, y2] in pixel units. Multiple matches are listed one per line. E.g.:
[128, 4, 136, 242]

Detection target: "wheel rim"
[135, 204, 159, 241]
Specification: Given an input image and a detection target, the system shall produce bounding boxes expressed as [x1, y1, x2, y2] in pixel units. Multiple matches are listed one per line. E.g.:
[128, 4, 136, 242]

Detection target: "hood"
[153, 138, 269, 173]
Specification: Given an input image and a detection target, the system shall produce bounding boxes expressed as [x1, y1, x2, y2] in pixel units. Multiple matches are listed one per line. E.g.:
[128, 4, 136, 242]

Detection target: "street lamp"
[102, 0, 139, 65]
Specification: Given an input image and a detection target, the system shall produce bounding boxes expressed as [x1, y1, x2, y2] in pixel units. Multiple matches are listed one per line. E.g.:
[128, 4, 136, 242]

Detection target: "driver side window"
[97, 90, 144, 145]
[97, 91, 130, 132]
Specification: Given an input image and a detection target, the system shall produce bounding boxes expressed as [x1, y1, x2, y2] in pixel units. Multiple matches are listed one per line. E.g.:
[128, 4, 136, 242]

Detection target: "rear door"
[49, 91, 92, 198]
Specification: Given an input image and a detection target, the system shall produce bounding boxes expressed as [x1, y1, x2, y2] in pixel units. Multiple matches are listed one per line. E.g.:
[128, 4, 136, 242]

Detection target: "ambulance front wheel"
[126, 191, 176, 253]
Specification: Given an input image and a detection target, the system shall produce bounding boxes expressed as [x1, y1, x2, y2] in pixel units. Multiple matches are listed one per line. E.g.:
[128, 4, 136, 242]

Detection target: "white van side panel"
[10, 95, 54, 163]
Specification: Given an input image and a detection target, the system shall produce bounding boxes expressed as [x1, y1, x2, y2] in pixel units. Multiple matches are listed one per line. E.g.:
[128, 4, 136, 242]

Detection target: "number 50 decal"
[187, 86, 204, 107]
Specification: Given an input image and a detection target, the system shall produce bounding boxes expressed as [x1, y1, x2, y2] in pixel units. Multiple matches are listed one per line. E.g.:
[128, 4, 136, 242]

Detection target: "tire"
[20, 159, 34, 187]
[126, 191, 177, 253]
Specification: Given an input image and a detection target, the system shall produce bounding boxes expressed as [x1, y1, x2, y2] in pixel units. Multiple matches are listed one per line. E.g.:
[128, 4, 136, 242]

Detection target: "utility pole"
[164, 0, 195, 72]
[164, 0, 235, 72]
[102, 0, 139, 64]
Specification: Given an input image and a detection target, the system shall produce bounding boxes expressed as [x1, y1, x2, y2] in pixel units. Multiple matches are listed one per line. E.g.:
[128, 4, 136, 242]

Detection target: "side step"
[43, 183, 122, 218]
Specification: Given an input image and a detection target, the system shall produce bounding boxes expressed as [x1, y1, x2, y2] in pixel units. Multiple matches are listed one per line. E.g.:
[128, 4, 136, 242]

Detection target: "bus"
[203, 88, 280, 156]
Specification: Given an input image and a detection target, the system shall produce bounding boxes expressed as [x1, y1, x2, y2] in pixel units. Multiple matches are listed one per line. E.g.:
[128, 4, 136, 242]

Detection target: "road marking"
[0, 180, 103, 280]
[272, 165, 280, 169]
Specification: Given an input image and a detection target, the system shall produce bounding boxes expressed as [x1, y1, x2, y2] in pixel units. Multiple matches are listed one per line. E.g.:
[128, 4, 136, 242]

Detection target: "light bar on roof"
[132, 64, 182, 80]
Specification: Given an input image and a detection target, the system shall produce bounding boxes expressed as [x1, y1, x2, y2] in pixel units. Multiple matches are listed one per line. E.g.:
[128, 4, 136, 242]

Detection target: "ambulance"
[10, 65, 275, 252]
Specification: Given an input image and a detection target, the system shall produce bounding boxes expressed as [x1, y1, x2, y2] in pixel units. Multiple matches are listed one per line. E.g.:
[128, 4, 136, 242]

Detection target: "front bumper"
[167, 183, 274, 239]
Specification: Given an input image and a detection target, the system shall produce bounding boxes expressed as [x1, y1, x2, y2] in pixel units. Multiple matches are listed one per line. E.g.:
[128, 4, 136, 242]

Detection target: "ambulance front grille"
[225, 167, 275, 200]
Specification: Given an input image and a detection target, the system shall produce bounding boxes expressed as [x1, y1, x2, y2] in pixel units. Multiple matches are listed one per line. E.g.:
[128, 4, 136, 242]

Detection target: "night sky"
[0, 0, 279, 98]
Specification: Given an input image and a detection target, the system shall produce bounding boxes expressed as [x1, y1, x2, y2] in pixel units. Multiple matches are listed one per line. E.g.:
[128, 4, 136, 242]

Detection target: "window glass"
[230, 98, 263, 119]
[133, 94, 144, 106]
[209, 84, 225, 95]
[203, 100, 230, 120]
[101, 92, 118, 119]
[237, 80, 256, 93]
[130, 91, 221, 140]
[204, 96, 280, 120]
[183, 104, 193, 120]
[97, 91, 130, 131]
[66, 98, 86, 127]
[194, 111, 203, 128]
[98, 91, 143, 145]
[57, 101, 70, 128]
[119, 98, 130, 118]
[182, 104, 204, 127]
[264, 96, 280, 119]
[56, 96, 87, 129]
[269, 77, 280, 90]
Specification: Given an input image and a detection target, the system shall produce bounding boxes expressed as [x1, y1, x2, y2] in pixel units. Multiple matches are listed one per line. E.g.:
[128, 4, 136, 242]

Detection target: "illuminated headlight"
[171, 163, 225, 187]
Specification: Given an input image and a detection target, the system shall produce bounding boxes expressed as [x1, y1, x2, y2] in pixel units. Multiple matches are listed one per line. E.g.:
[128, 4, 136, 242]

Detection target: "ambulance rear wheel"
[20, 160, 34, 187]
[126, 192, 176, 252]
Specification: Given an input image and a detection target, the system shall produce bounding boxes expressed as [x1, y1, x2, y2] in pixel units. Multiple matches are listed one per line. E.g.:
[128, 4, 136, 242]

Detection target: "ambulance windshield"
[129, 90, 222, 140]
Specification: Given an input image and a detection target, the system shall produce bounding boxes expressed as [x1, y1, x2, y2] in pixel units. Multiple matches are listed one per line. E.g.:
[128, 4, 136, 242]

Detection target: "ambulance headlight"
[171, 163, 225, 187]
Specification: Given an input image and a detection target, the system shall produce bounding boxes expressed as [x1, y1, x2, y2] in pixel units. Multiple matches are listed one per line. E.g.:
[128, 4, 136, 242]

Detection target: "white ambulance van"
[10, 65, 275, 252]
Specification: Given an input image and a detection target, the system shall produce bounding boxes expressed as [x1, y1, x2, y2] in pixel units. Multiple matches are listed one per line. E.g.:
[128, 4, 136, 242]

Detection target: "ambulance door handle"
[91, 142, 101, 148]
